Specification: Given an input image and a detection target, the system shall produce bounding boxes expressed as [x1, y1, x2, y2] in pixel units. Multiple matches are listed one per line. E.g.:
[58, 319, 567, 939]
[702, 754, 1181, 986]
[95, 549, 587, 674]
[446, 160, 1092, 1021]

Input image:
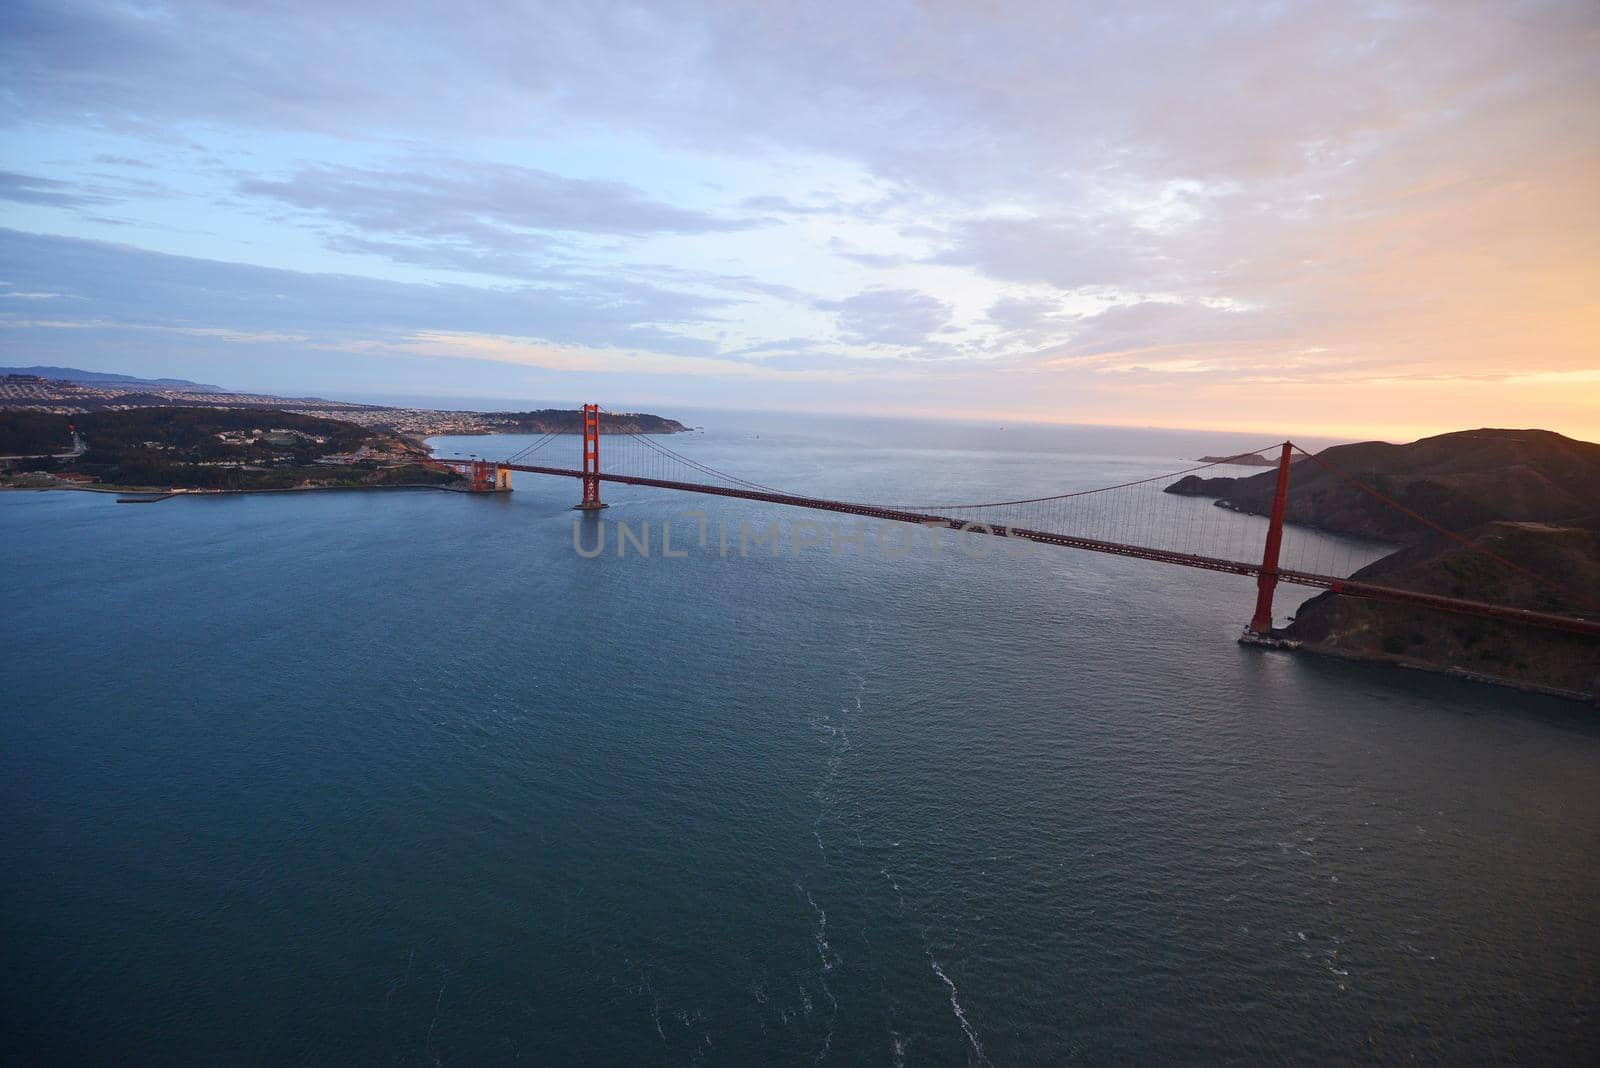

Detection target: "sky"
[1, 0, 1596, 441]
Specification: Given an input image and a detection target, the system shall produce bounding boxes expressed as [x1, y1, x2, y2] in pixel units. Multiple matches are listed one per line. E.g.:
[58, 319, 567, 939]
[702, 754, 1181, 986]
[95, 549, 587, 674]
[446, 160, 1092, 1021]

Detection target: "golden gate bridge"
[437, 405, 1600, 642]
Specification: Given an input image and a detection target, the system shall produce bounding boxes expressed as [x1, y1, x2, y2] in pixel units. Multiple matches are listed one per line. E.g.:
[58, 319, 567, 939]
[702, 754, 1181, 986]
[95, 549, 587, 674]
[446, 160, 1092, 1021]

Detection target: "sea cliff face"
[1167, 429, 1600, 698]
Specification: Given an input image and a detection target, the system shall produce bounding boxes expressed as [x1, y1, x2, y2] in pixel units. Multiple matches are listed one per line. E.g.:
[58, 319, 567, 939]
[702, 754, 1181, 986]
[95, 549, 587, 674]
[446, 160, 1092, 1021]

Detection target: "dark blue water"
[3, 412, 1597, 1064]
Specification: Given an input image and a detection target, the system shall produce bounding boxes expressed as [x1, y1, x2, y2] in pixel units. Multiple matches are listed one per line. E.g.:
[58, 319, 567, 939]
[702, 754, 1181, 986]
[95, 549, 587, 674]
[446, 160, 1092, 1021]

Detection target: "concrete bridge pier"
[467, 460, 513, 493]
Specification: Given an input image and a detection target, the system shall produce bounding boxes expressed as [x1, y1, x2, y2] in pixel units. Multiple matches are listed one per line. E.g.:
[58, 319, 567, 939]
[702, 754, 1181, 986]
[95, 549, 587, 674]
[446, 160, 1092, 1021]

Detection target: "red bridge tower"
[575, 403, 607, 510]
[1246, 443, 1293, 636]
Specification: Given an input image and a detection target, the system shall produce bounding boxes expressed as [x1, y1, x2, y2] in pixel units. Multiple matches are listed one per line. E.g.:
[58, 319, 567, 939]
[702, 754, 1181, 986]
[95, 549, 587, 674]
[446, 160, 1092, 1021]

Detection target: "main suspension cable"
[866, 444, 1288, 512]
[503, 430, 560, 464]
[621, 432, 794, 495]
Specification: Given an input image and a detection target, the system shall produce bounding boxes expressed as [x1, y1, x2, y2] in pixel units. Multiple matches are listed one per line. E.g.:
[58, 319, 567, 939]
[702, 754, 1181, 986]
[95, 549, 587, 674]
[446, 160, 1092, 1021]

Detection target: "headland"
[1167, 429, 1600, 699]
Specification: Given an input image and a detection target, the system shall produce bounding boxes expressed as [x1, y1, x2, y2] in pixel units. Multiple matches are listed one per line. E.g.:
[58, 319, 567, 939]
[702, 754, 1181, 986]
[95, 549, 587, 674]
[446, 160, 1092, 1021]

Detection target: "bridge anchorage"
[434, 458, 513, 492]
[437, 404, 1600, 643]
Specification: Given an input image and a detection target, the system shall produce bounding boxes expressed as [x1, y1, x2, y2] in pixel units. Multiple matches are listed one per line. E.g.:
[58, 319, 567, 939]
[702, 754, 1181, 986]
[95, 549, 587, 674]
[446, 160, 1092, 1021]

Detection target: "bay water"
[3, 411, 1596, 1063]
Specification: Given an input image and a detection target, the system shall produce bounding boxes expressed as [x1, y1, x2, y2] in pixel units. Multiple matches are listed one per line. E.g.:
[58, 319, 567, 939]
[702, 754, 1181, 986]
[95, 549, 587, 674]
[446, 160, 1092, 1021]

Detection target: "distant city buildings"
[0, 376, 521, 438]
[213, 428, 329, 446]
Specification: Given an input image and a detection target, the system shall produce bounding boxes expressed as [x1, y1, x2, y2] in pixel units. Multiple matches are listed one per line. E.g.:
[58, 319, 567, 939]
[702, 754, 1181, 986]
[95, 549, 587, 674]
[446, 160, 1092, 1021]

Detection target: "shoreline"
[1, 481, 468, 499]
[1282, 639, 1597, 706]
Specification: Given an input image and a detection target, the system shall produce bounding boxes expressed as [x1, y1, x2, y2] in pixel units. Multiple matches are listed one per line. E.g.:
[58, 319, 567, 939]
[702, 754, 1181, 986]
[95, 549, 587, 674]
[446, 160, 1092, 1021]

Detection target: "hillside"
[1, 365, 224, 391]
[0, 411, 75, 455]
[2, 407, 456, 491]
[0, 369, 688, 439]
[1285, 522, 1600, 697]
[1166, 429, 1600, 543]
[497, 409, 687, 435]
[1166, 429, 1600, 699]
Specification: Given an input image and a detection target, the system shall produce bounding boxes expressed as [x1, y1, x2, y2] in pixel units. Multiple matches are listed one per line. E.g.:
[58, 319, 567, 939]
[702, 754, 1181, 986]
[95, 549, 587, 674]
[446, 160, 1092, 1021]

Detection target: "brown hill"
[1166, 429, 1600, 699]
[1165, 429, 1600, 543]
[1284, 521, 1600, 698]
[499, 409, 687, 435]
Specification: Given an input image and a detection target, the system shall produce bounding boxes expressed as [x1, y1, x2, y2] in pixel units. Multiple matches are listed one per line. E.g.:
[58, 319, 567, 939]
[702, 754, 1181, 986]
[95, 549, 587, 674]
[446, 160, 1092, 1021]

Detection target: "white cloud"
[0, 1, 1595, 435]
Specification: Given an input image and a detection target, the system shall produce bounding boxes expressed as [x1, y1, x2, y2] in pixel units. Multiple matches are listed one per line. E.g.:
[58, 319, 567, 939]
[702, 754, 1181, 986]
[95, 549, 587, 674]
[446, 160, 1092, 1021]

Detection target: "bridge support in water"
[1246, 442, 1294, 636]
[468, 461, 512, 493]
[575, 403, 607, 510]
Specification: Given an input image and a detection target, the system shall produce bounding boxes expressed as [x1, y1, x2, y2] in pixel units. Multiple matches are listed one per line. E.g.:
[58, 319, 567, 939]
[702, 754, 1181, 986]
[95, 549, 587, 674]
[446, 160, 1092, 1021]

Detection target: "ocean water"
[3, 411, 1596, 1064]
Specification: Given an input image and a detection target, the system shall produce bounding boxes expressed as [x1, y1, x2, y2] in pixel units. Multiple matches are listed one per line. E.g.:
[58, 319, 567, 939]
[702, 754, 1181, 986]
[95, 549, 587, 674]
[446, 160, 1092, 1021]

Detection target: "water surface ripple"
[3, 413, 1596, 1064]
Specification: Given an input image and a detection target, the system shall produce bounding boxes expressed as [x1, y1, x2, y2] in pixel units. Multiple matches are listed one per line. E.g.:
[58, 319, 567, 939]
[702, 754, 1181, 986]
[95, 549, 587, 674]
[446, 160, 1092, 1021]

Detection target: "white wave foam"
[930, 957, 992, 1067]
[798, 883, 840, 972]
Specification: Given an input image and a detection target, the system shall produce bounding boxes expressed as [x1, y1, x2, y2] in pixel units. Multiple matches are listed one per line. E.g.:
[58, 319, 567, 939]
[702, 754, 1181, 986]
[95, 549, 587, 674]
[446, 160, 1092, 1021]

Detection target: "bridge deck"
[447, 459, 1600, 639]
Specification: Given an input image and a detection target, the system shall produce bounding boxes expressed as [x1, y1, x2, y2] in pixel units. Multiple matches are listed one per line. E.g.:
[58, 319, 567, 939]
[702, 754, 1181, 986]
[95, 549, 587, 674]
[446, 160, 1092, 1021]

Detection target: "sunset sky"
[2, 1, 1596, 441]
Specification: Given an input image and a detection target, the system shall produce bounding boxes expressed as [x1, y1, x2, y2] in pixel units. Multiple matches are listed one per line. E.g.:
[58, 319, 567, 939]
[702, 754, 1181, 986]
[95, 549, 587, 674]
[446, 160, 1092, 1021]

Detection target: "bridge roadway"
[475, 460, 1600, 639]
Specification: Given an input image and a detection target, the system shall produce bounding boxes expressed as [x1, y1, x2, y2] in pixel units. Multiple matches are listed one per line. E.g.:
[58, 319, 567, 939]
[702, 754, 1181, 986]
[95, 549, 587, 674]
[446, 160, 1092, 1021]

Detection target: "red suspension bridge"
[438, 405, 1600, 642]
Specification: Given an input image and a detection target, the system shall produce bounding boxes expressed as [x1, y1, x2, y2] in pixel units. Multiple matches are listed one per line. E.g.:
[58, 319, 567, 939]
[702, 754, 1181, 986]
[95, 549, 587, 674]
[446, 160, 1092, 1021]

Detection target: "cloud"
[933, 214, 1176, 291]
[7, 3, 1596, 211]
[0, 281, 72, 300]
[814, 287, 953, 349]
[396, 331, 851, 381]
[982, 295, 1073, 349]
[739, 194, 828, 215]
[91, 154, 153, 168]
[0, 228, 728, 357]
[0, 170, 111, 209]
[231, 159, 756, 279]
[0, 1, 1595, 436]
[239, 160, 750, 240]
[824, 237, 912, 270]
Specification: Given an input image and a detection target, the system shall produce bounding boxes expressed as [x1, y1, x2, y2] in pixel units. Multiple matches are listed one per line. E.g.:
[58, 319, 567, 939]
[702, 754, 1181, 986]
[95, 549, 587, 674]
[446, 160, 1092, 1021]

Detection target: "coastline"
[1, 481, 469, 499]
[10, 436, 1593, 706]
[1282, 639, 1598, 706]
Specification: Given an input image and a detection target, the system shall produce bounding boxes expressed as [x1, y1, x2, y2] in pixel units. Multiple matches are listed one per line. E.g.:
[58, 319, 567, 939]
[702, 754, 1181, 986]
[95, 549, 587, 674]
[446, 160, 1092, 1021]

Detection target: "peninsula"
[0, 370, 686, 493]
[1167, 429, 1600, 698]
[0, 367, 688, 438]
